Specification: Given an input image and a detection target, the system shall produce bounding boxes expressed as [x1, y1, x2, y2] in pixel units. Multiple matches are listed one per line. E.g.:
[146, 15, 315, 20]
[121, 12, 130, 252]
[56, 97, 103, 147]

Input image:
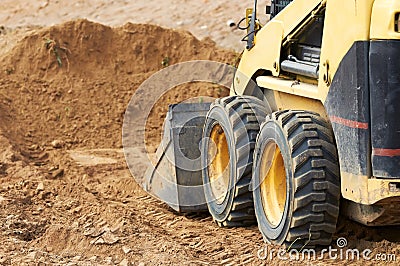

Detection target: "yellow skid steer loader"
[143, 0, 400, 247]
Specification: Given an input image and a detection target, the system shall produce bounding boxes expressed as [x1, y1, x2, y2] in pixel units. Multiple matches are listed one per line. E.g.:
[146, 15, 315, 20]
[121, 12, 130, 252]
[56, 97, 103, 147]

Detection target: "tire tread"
[262, 110, 340, 247]
[208, 96, 267, 227]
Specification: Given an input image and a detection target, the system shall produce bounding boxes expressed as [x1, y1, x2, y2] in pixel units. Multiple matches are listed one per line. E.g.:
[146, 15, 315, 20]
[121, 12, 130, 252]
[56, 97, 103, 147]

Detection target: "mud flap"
[144, 102, 211, 212]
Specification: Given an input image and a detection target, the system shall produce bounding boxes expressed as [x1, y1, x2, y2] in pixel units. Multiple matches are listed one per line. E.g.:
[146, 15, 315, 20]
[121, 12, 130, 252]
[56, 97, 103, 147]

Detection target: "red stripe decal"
[329, 116, 369, 129]
[373, 148, 400, 157]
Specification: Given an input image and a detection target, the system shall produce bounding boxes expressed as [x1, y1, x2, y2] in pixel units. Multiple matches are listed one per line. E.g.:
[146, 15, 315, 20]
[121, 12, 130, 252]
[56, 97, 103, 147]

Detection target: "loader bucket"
[144, 102, 211, 212]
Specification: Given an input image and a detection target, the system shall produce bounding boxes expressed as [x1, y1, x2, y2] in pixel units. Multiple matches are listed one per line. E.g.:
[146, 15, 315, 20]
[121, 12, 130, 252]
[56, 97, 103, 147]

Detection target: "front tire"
[253, 110, 340, 247]
[202, 96, 267, 227]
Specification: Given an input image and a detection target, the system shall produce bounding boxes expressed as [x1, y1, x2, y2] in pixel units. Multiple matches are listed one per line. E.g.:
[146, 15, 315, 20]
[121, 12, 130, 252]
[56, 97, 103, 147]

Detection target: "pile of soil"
[0, 19, 234, 152]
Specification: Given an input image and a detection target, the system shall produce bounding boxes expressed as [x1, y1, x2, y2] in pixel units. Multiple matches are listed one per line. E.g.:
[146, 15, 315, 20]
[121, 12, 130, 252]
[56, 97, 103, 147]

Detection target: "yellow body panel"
[318, 0, 374, 101]
[370, 0, 400, 39]
[341, 173, 400, 205]
[233, 0, 375, 102]
[256, 76, 320, 100]
[272, 91, 328, 121]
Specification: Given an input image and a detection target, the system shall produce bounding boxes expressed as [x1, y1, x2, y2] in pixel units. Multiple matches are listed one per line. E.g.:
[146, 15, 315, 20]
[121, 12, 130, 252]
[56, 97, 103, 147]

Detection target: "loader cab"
[269, 0, 294, 18]
[280, 13, 324, 81]
[269, 0, 325, 81]
[246, 0, 325, 81]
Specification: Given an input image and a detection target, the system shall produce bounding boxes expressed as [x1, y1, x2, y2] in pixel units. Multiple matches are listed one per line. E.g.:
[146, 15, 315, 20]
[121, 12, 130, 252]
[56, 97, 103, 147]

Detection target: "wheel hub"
[260, 143, 287, 227]
[208, 124, 230, 204]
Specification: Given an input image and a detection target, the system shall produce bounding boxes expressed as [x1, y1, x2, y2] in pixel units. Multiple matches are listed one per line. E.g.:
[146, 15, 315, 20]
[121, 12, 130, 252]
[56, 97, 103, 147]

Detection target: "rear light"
[395, 13, 400, 32]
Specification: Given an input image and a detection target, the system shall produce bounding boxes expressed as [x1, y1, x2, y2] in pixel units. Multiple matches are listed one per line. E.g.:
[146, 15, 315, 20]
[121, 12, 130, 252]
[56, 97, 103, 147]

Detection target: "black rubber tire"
[201, 96, 268, 227]
[253, 110, 340, 247]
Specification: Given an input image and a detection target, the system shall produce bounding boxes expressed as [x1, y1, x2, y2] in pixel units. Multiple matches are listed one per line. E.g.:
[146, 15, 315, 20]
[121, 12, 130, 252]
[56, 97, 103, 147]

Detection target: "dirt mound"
[0, 19, 235, 151]
[1, 19, 235, 78]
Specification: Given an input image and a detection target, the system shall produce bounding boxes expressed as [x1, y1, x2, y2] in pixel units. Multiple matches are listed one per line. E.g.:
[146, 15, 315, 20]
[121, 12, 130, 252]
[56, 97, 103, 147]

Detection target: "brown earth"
[0, 19, 234, 151]
[0, 5, 399, 266]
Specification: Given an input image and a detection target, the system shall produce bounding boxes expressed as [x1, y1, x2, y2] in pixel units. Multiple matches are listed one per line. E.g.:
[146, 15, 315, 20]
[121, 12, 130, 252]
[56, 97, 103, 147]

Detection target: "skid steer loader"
[143, 0, 400, 247]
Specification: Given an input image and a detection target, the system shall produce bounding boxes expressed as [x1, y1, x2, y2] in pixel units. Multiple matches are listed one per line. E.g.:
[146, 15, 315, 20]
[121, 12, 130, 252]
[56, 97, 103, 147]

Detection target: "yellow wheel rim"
[260, 143, 287, 227]
[208, 124, 230, 204]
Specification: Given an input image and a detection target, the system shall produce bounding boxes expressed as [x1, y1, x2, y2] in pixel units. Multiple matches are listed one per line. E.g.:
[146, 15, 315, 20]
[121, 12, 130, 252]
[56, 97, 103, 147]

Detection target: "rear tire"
[202, 96, 267, 227]
[253, 110, 340, 247]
